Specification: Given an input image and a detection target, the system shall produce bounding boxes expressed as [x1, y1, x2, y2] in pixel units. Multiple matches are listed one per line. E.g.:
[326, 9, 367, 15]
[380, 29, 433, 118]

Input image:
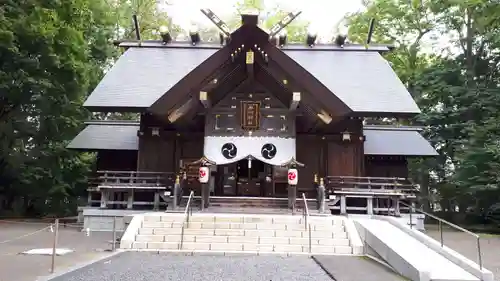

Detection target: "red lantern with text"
[199, 167, 209, 183]
[287, 168, 298, 185]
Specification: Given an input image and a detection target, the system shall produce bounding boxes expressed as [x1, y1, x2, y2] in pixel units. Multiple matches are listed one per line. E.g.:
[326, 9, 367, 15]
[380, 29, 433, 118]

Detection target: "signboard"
[241, 101, 260, 130]
[246, 51, 254, 64]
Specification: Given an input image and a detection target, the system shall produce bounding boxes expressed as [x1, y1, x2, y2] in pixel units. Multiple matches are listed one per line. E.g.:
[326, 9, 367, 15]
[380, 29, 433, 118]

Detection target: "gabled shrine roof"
[284, 50, 420, 115]
[83, 47, 216, 111]
[83, 41, 420, 116]
[67, 122, 437, 157]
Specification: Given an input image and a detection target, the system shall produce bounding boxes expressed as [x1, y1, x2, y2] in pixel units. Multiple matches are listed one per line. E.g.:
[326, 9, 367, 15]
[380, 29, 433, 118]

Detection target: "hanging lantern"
[199, 167, 209, 183]
[288, 168, 298, 185]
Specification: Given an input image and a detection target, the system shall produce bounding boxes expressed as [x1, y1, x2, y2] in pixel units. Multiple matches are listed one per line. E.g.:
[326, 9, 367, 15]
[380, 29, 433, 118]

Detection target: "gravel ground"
[0, 222, 116, 281]
[425, 229, 500, 281]
[49, 252, 333, 281]
[312, 255, 405, 281]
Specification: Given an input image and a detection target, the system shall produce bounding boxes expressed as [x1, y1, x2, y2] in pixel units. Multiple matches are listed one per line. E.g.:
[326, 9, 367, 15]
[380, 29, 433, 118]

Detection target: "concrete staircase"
[124, 213, 358, 255]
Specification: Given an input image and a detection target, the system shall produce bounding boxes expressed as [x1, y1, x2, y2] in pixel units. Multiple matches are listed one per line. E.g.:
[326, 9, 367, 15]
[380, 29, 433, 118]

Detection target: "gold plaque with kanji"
[241, 101, 260, 130]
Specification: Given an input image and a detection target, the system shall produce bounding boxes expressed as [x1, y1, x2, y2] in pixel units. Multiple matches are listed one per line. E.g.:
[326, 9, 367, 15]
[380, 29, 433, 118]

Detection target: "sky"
[159, 0, 364, 39]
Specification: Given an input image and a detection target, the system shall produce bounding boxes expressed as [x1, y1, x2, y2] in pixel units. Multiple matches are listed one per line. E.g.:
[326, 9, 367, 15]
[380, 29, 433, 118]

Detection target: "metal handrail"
[302, 193, 309, 230]
[399, 201, 483, 270]
[179, 191, 194, 250]
[302, 193, 312, 253]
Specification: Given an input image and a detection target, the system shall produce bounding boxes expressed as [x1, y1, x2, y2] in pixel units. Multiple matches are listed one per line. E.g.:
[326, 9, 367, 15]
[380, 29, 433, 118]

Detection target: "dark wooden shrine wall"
[364, 157, 409, 178]
[295, 136, 364, 192]
[96, 150, 138, 171]
[137, 134, 203, 173]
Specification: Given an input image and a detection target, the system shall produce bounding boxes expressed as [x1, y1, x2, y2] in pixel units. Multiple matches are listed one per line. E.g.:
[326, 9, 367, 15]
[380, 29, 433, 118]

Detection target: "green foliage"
[347, 0, 500, 217]
[0, 0, 114, 216]
[109, 0, 181, 40]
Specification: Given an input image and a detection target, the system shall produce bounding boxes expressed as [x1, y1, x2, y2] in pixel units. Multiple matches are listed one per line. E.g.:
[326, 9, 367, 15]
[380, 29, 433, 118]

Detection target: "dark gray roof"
[68, 123, 436, 157]
[67, 124, 139, 150]
[83, 47, 216, 109]
[363, 127, 437, 156]
[283, 50, 421, 114]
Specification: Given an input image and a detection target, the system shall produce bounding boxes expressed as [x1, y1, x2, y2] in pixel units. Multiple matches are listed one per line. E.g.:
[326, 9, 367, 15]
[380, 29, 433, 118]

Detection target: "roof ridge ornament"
[268, 11, 302, 38]
[200, 9, 231, 37]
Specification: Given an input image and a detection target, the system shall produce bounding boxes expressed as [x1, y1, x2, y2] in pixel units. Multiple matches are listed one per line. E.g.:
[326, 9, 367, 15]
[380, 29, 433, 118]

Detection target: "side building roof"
[67, 123, 437, 156]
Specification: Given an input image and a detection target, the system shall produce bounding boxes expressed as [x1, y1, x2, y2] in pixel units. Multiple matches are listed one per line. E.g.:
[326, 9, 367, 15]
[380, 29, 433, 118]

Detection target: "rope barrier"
[0, 219, 83, 229]
[0, 225, 52, 244]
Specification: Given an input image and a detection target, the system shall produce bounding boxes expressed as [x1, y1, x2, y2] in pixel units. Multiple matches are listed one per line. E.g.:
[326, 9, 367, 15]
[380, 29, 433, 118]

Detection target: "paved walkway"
[426, 229, 500, 281]
[312, 255, 405, 281]
[49, 252, 333, 281]
[0, 223, 113, 281]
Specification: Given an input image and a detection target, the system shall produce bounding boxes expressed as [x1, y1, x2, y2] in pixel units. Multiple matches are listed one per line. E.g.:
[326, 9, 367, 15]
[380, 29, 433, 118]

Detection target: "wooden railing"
[324, 176, 419, 195]
[90, 170, 176, 190]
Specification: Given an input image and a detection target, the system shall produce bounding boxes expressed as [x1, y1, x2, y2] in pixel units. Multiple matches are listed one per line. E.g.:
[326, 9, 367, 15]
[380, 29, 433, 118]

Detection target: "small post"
[318, 178, 325, 213]
[50, 219, 59, 273]
[308, 223, 312, 253]
[367, 197, 374, 215]
[173, 175, 180, 209]
[112, 216, 117, 252]
[394, 198, 401, 216]
[477, 237, 483, 270]
[340, 195, 347, 215]
[438, 220, 443, 247]
[409, 209, 413, 229]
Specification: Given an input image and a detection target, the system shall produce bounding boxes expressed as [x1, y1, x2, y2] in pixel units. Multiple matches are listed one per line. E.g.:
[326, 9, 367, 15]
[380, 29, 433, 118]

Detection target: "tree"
[109, 0, 181, 40]
[0, 0, 117, 216]
[346, 0, 500, 218]
[345, 0, 444, 210]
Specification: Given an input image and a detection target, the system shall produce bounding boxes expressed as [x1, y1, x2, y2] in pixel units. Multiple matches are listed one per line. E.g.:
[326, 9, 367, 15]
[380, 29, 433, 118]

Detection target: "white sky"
[161, 0, 364, 38]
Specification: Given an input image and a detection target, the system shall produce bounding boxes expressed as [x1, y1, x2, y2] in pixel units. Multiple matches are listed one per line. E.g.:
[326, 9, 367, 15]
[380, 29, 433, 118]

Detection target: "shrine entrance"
[216, 159, 273, 197]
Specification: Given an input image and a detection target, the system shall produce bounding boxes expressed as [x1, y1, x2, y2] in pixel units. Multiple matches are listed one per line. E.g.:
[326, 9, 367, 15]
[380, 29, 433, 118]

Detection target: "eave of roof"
[363, 127, 437, 156]
[68, 123, 437, 157]
[67, 123, 139, 151]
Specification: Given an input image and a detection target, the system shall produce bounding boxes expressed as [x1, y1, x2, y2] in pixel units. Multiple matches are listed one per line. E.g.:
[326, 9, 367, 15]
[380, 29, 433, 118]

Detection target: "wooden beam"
[290, 92, 300, 111]
[317, 110, 333, 124]
[199, 91, 211, 108]
[168, 98, 196, 123]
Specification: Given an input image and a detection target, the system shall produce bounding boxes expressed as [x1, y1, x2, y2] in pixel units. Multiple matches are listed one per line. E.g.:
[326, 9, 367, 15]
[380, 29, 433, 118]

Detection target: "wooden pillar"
[393, 198, 401, 216]
[201, 183, 209, 209]
[288, 184, 296, 209]
[127, 190, 134, 209]
[100, 190, 108, 208]
[340, 195, 347, 214]
[87, 192, 92, 207]
[366, 197, 373, 215]
[153, 191, 160, 211]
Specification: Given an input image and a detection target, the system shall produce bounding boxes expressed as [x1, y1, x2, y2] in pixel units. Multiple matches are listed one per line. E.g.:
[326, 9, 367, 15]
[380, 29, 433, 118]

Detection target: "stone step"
[141, 221, 345, 232]
[135, 234, 351, 246]
[139, 228, 348, 238]
[143, 215, 344, 225]
[130, 241, 353, 254]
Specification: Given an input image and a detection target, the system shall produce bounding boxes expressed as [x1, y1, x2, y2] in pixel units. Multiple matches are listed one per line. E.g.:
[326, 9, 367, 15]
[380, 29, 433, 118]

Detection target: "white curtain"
[204, 136, 296, 165]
